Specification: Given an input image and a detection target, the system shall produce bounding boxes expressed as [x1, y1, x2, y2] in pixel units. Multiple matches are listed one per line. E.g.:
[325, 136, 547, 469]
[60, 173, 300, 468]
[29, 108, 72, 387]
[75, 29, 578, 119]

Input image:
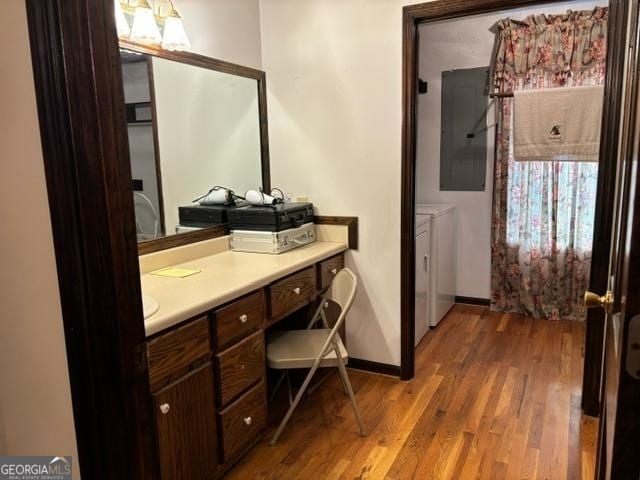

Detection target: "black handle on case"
[290, 213, 305, 228]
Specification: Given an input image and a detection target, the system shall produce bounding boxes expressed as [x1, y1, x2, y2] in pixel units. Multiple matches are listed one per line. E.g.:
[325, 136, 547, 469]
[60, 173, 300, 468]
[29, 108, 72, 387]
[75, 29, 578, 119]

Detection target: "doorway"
[402, 2, 634, 476]
[400, 1, 623, 394]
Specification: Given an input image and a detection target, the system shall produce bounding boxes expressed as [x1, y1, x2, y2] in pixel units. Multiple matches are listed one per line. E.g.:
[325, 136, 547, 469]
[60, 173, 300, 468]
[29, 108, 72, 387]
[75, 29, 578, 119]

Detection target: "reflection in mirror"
[120, 49, 265, 243]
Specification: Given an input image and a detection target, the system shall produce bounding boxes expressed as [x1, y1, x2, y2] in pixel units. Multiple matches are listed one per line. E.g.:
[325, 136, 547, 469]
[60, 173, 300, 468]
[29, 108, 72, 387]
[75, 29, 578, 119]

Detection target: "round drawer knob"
[159, 403, 170, 415]
[244, 416, 252, 426]
[331, 268, 338, 275]
[239, 364, 246, 370]
[239, 314, 248, 323]
[293, 287, 301, 295]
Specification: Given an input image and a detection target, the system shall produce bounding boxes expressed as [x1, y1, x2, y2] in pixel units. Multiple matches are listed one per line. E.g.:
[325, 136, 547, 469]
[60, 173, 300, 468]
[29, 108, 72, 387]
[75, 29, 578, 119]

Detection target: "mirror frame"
[119, 39, 271, 255]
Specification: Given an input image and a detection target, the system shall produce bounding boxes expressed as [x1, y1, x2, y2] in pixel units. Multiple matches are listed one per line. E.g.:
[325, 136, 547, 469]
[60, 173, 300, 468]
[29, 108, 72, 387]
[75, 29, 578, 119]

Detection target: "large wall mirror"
[119, 41, 270, 254]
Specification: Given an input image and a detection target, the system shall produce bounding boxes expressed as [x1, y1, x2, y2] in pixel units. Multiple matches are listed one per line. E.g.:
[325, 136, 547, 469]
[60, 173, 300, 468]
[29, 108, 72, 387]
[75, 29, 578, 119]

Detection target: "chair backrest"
[327, 268, 357, 312]
[324, 268, 357, 334]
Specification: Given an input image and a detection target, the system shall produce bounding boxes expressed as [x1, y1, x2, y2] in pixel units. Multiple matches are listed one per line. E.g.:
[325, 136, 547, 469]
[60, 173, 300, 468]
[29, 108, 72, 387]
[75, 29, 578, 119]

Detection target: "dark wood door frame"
[401, 0, 622, 381]
[582, 0, 629, 417]
[25, 1, 157, 479]
[595, 0, 640, 474]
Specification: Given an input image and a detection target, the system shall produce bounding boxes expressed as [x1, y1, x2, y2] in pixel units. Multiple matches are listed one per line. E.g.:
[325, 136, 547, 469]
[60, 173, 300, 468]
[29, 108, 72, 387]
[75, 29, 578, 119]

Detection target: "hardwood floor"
[226, 305, 598, 480]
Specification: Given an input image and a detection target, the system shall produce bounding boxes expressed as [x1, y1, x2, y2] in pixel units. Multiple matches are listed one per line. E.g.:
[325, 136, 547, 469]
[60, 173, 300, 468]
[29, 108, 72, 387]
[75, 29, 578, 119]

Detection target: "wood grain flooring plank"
[357, 372, 445, 479]
[224, 306, 598, 480]
[568, 394, 583, 480]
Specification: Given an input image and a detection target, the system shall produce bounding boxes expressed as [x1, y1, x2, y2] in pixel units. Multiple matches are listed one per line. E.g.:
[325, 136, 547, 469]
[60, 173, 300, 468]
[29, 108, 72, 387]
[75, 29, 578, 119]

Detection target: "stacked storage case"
[178, 204, 232, 228]
[227, 203, 316, 254]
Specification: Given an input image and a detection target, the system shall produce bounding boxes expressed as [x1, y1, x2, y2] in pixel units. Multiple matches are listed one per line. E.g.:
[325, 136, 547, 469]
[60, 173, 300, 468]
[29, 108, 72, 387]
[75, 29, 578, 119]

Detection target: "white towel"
[513, 85, 604, 162]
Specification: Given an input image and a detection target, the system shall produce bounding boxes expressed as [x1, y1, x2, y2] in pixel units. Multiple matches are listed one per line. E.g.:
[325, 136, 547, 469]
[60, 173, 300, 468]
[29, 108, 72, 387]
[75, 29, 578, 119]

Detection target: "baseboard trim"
[347, 358, 401, 377]
[455, 296, 491, 306]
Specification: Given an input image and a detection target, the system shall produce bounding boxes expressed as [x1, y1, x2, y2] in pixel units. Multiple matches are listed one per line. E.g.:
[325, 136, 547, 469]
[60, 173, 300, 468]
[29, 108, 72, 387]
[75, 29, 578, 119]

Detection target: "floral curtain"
[490, 7, 608, 322]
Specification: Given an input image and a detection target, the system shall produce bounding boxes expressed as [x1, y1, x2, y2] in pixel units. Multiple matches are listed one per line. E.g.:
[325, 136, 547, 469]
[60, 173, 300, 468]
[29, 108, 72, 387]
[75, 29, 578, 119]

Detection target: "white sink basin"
[142, 293, 159, 320]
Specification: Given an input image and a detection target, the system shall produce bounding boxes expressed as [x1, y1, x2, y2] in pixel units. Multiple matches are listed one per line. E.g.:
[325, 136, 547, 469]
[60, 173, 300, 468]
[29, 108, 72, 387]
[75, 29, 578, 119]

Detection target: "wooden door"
[588, 2, 640, 477]
[154, 364, 218, 480]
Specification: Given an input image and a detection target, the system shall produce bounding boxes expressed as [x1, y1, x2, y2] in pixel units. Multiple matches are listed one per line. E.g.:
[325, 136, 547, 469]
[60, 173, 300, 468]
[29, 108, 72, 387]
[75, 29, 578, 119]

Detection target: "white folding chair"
[266, 267, 367, 445]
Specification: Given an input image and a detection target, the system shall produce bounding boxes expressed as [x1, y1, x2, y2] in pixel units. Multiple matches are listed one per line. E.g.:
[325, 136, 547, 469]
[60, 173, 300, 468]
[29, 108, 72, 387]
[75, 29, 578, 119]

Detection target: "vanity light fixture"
[130, 0, 162, 44]
[161, 4, 191, 51]
[118, 0, 191, 52]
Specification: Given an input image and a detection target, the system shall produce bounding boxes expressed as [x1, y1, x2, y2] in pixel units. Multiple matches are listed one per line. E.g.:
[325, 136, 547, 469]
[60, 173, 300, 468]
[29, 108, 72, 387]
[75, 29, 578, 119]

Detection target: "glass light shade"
[114, 2, 130, 37]
[161, 15, 191, 51]
[131, 2, 161, 43]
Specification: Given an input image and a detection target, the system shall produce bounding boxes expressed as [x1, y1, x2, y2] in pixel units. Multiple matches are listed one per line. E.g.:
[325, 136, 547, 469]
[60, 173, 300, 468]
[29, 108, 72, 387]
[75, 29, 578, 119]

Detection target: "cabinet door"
[154, 363, 217, 480]
[415, 230, 430, 345]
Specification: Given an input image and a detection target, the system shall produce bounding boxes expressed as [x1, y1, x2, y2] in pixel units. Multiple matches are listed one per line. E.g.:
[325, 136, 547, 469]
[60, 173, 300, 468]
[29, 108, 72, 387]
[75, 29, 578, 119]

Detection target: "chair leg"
[337, 370, 349, 395]
[270, 362, 321, 446]
[335, 358, 367, 437]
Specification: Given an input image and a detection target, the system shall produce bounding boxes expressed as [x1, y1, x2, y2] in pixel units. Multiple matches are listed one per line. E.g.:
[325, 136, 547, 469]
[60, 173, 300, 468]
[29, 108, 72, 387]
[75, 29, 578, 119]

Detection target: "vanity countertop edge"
[142, 240, 348, 337]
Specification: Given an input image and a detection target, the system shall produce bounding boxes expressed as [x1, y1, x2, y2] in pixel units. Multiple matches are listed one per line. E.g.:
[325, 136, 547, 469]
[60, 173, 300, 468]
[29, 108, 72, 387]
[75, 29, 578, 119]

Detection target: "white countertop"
[141, 241, 347, 337]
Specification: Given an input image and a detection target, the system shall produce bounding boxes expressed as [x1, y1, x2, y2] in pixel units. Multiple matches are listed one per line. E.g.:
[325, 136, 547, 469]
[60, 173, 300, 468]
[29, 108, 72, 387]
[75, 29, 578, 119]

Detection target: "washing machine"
[416, 204, 456, 328]
[415, 214, 431, 345]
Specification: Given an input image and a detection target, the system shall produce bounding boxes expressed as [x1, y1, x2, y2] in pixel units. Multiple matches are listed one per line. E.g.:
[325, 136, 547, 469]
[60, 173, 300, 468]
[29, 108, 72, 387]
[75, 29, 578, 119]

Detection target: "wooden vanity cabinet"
[146, 253, 345, 478]
[147, 318, 218, 480]
[212, 297, 268, 468]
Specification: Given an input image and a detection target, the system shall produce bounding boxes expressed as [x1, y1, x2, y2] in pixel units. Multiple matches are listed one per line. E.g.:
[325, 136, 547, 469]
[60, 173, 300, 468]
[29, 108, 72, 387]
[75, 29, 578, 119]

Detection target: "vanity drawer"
[213, 290, 265, 351]
[268, 267, 316, 321]
[318, 254, 344, 290]
[215, 330, 264, 406]
[218, 381, 267, 462]
[147, 317, 211, 392]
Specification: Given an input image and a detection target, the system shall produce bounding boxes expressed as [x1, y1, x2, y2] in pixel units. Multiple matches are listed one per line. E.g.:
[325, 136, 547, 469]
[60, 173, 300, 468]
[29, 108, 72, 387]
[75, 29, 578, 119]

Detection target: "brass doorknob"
[584, 290, 614, 310]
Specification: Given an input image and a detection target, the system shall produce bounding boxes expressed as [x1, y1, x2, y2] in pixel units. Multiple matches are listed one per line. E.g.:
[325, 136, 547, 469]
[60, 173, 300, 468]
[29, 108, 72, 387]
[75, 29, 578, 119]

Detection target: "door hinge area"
[627, 314, 640, 380]
[135, 343, 149, 373]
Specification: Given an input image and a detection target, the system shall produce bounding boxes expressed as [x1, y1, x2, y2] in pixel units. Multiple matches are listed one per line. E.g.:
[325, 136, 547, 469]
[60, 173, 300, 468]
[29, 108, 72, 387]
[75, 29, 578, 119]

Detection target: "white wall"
[0, 2, 79, 477]
[417, 0, 603, 299]
[179, 0, 263, 69]
[258, 0, 419, 365]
